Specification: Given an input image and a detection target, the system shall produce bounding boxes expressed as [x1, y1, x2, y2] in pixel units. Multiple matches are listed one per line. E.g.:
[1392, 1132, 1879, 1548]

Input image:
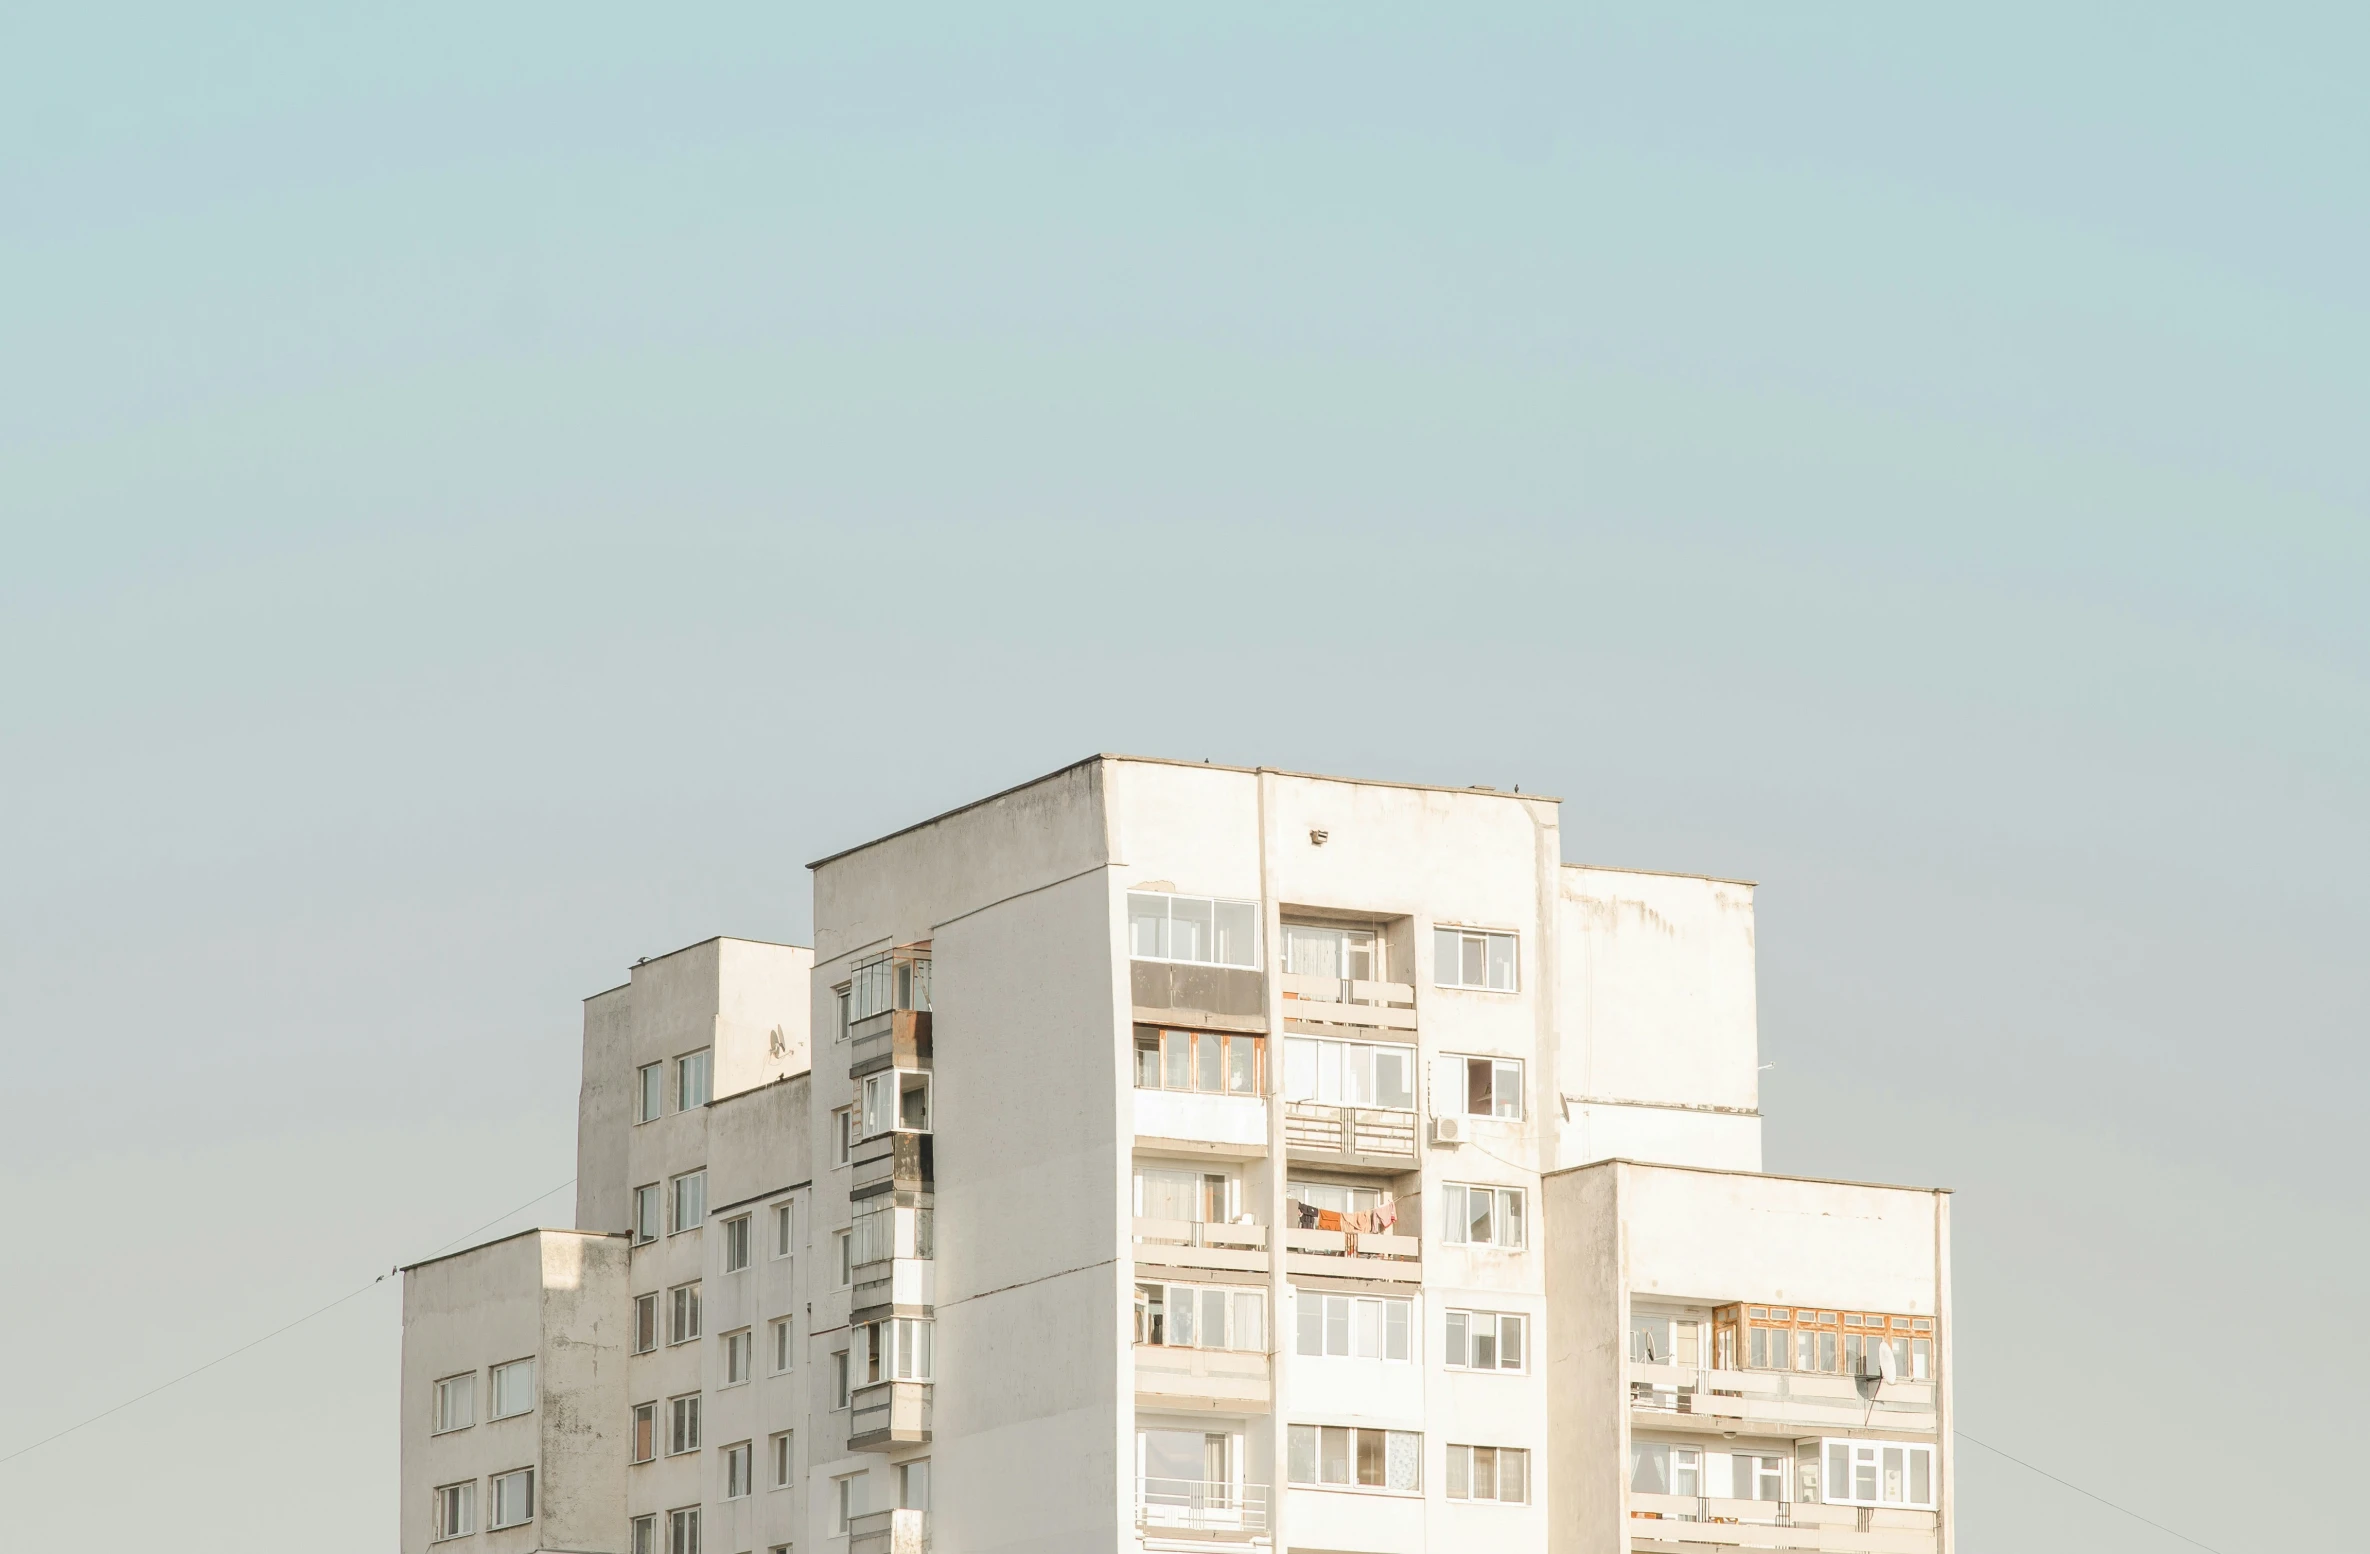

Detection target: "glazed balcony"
[1628, 1362, 1939, 1436]
[848, 1508, 928, 1554]
[1279, 972, 1415, 1034]
[851, 1130, 933, 1197]
[850, 1008, 932, 1080]
[848, 1379, 933, 1451]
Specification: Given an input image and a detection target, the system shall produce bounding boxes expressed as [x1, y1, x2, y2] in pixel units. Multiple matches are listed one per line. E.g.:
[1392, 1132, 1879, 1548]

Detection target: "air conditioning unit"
[1430, 1115, 1468, 1146]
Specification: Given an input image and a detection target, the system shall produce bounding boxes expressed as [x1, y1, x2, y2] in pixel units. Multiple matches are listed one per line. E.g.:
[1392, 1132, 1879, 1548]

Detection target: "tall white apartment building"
[402, 756, 1954, 1554]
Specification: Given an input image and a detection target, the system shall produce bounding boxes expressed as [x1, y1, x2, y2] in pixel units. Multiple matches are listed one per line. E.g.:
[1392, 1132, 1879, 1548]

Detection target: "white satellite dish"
[1876, 1344, 1900, 1384]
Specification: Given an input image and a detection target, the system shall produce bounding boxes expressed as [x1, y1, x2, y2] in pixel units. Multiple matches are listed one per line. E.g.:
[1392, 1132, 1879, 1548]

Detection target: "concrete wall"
[1541, 1164, 1627, 1554]
[579, 985, 635, 1235]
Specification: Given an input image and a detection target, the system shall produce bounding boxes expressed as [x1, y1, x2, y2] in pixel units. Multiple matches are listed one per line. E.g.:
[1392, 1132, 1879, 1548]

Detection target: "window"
[722, 1328, 751, 1385]
[668, 1393, 701, 1454]
[1434, 926, 1517, 991]
[633, 1183, 662, 1245]
[857, 1317, 935, 1382]
[1455, 1055, 1523, 1119]
[832, 1108, 853, 1166]
[770, 1431, 794, 1489]
[724, 1440, 752, 1498]
[431, 1373, 476, 1434]
[833, 1472, 865, 1533]
[1440, 1183, 1525, 1248]
[722, 1214, 751, 1272]
[1629, 1310, 1703, 1367]
[1286, 1179, 1391, 1221]
[490, 1467, 534, 1528]
[859, 1068, 932, 1138]
[1140, 1428, 1234, 1506]
[834, 985, 850, 1040]
[630, 1513, 656, 1554]
[669, 1282, 702, 1345]
[1294, 1291, 1412, 1361]
[669, 1170, 706, 1235]
[1134, 1026, 1265, 1096]
[1135, 1282, 1267, 1352]
[771, 1317, 795, 1374]
[667, 1505, 701, 1554]
[1282, 1036, 1414, 1110]
[1280, 922, 1378, 981]
[1129, 891, 1260, 968]
[1443, 1309, 1526, 1371]
[489, 1357, 536, 1419]
[1819, 1439, 1936, 1509]
[898, 1458, 930, 1511]
[634, 1292, 659, 1354]
[773, 1200, 795, 1258]
[831, 1350, 851, 1409]
[1635, 1442, 1785, 1500]
[1733, 1453, 1787, 1501]
[631, 1401, 656, 1463]
[1286, 1425, 1421, 1491]
[1135, 1165, 1235, 1224]
[432, 1481, 475, 1540]
[852, 1199, 934, 1266]
[1716, 1306, 1937, 1381]
[637, 1061, 664, 1123]
[1446, 1445, 1528, 1503]
[834, 1229, 853, 1286]
[676, 1048, 712, 1110]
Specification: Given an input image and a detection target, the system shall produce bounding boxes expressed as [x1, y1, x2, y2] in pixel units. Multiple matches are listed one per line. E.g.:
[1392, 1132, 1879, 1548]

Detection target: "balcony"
[1137, 1478, 1269, 1541]
[1133, 1344, 1271, 1410]
[1279, 973, 1415, 1035]
[848, 1379, 933, 1451]
[1132, 1218, 1270, 1276]
[1282, 1226, 1420, 1284]
[850, 1008, 932, 1080]
[851, 1256, 936, 1321]
[1629, 1494, 1937, 1553]
[1283, 1101, 1417, 1170]
[848, 1508, 928, 1554]
[851, 1130, 933, 1197]
[1628, 1362, 1939, 1436]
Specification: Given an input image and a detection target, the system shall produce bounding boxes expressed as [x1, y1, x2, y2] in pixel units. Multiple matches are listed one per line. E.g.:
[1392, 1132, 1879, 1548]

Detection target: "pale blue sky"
[3, 6, 2363, 1550]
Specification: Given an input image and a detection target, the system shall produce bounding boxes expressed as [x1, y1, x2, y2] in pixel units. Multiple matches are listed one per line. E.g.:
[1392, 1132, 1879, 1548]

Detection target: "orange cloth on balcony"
[1315, 1209, 1344, 1232]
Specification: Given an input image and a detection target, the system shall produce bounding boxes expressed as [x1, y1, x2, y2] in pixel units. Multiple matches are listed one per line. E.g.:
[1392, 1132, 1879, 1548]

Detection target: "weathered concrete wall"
[578, 984, 634, 1235]
[1542, 1164, 1628, 1554]
[537, 1231, 631, 1553]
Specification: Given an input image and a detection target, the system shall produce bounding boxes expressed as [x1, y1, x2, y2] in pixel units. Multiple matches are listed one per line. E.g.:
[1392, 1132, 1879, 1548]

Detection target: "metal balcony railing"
[1136, 1478, 1269, 1535]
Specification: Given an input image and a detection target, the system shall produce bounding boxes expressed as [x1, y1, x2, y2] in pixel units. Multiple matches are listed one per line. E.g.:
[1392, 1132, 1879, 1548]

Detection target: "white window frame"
[488, 1356, 536, 1420]
[1818, 1438, 1937, 1510]
[631, 1400, 656, 1464]
[1127, 890, 1262, 969]
[721, 1213, 751, 1272]
[637, 1061, 663, 1123]
[633, 1183, 661, 1245]
[630, 1513, 657, 1554]
[723, 1440, 753, 1499]
[1285, 1423, 1423, 1492]
[833, 1472, 864, 1533]
[834, 1229, 852, 1287]
[721, 1328, 751, 1386]
[1443, 1308, 1527, 1372]
[489, 1466, 535, 1529]
[1292, 1289, 1413, 1361]
[669, 1170, 706, 1236]
[431, 1372, 476, 1434]
[669, 1281, 702, 1345]
[1444, 1444, 1529, 1504]
[833, 1107, 854, 1166]
[771, 1316, 795, 1374]
[770, 1431, 794, 1489]
[1282, 1035, 1418, 1111]
[1440, 1183, 1526, 1249]
[859, 1316, 936, 1382]
[1434, 925, 1519, 991]
[1134, 1281, 1269, 1353]
[668, 1393, 701, 1455]
[633, 1292, 659, 1354]
[831, 1350, 850, 1410]
[432, 1480, 476, 1540]
[667, 1505, 701, 1554]
[773, 1200, 795, 1258]
[1450, 1054, 1524, 1119]
[675, 1048, 712, 1110]
[859, 1068, 933, 1140]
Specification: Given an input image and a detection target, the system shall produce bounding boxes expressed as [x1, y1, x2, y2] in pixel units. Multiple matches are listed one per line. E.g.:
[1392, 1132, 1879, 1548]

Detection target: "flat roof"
[585, 933, 813, 1003]
[808, 753, 1563, 870]
[398, 1225, 625, 1275]
[1565, 861, 1760, 889]
[1541, 1156, 1951, 1196]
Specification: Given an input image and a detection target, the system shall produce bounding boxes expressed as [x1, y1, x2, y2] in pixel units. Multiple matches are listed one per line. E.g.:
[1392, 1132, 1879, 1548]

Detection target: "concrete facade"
[400, 756, 1953, 1554]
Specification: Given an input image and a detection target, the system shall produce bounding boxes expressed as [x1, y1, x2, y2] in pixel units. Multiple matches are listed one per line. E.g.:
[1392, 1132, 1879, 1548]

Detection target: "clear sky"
[3, 5, 2363, 1550]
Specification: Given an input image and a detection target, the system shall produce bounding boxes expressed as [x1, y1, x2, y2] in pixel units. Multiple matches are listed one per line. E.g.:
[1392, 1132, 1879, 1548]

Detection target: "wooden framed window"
[1134, 1025, 1263, 1096]
[1714, 1304, 1937, 1380]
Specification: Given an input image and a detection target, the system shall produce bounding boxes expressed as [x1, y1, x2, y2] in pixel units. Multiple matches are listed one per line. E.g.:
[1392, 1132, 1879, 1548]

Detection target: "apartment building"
[401, 755, 1953, 1554]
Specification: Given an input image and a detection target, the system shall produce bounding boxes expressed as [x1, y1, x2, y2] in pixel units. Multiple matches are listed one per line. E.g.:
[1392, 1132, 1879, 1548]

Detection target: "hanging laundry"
[1315, 1209, 1345, 1232]
[1375, 1200, 1398, 1231]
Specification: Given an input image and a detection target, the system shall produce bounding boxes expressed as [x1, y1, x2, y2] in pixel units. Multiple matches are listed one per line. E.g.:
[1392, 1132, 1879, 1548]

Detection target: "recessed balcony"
[1628, 1496, 1937, 1553]
[1283, 1101, 1417, 1170]
[1134, 1344, 1272, 1411]
[1132, 1217, 1270, 1276]
[850, 1008, 932, 1080]
[851, 1130, 932, 1197]
[848, 1508, 928, 1554]
[1628, 1361, 1939, 1436]
[1279, 972, 1415, 1034]
[1282, 1226, 1420, 1283]
[848, 1379, 933, 1451]
[1136, 1478, 1270, 1542]
[851, 1256, 936, 1322]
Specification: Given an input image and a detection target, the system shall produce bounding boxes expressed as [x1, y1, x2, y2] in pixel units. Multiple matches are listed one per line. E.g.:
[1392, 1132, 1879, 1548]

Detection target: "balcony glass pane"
[1226, 1035, 1258, 1095]
[1297, 1295, 1321, 1356]
[1232, 1291, 1264, 1353]
[1433, 928, 1460, 986]
[1444, 1310, 1467, 1367]
[1201, 1288, 1228, 1349]
[1633, 1441, 1669, 1494]
[1288, 1425, 1317, 1485]
[1448, 1445, 1470, 1499]
[1164, 1031, 1190, 1091]
[1909, 1448, 1931, 1505]
[1284, 1038, 1316, 1100]
[1486, 932, 1515, 989]
[1387, 1431, 1421, 1491]
[1196, 1031, 1222, 1093]
[1385, 1300, 1409, 1361]
[1344, 1044, 1373, 1105]
[1170, 897, 1213, 962]
[1355, 1428, 1385, 1486]
[1215, 900, 1258, 966]
[1374, 1047, 1413, 1110]
[1461, 934, 1486, 987]
[1319, 1426, 1351, 1485]
[1129, 895, 1170, 960]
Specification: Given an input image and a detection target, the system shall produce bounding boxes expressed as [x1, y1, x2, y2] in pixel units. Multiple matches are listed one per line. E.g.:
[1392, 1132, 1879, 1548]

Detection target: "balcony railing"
[850, 1008, 933, 1079]
[1283, 1100, 1418, 1166]
[1628, 1493, 1938, 1553]
[1282, 1226, 1420, 1283]
[851, 1255, 936, 1316]
[1133, 1344, 1272, 1407]
[1137, 1478, 1269, 1537]
[1279, 972, 1416, 1032]
[1131, 1217, 1270, 1274]
[848, 1379, 933, 1451]
[848, 1507, 929, 1554]
[851, 1131, 933, 1195]
[1628, 1362, 1939, 1436]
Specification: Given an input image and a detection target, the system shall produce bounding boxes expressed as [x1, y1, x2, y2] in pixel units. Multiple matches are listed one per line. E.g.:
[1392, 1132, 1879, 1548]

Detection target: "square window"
[489, 1467, 534, 1528]
[489, 1358, 535, 1420]
[431, 1373, 476, 1434]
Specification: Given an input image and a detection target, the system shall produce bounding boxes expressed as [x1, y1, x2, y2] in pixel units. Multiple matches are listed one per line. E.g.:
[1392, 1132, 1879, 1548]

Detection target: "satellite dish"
[1876, 1344, 1900, 1384]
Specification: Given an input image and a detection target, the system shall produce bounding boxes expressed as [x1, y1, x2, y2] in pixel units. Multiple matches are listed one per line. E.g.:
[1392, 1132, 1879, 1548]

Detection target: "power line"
[1958, 1431, 2227, 1554]
[0, 1176, 576, 1471]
